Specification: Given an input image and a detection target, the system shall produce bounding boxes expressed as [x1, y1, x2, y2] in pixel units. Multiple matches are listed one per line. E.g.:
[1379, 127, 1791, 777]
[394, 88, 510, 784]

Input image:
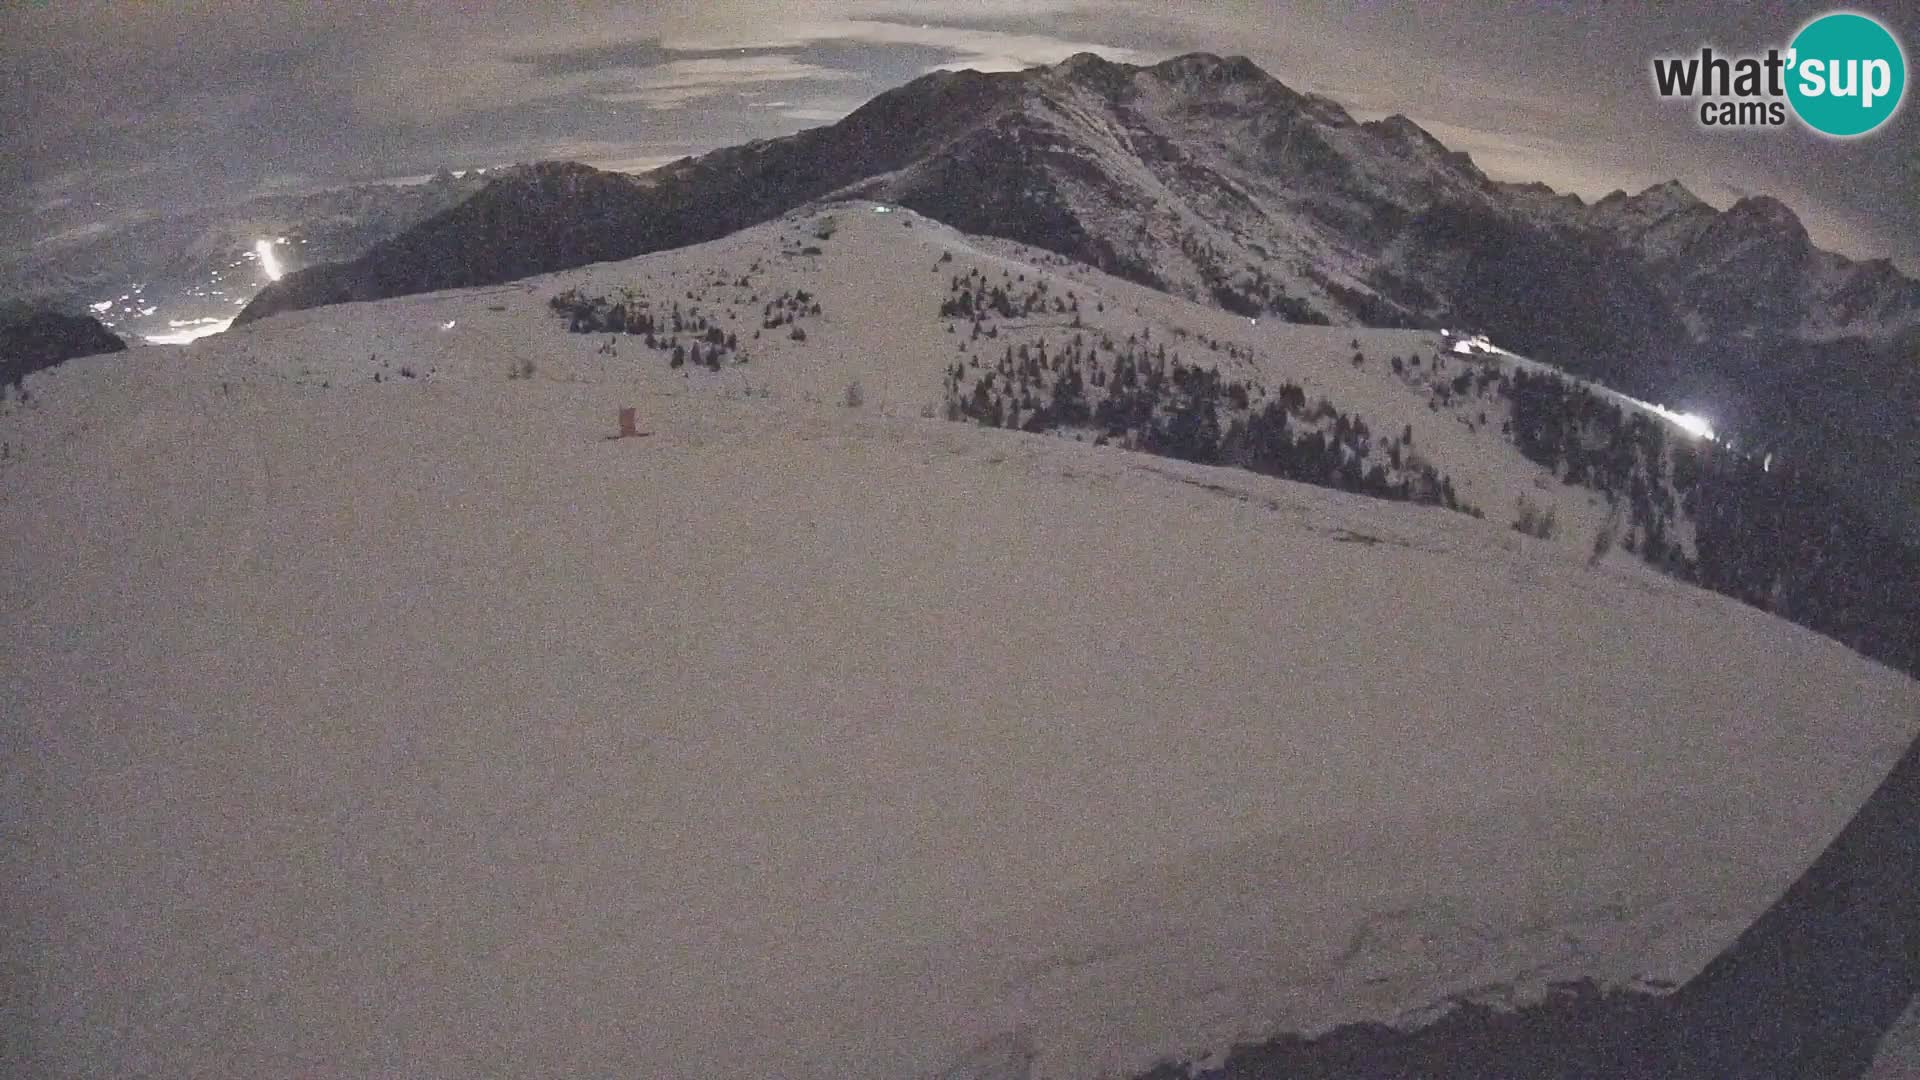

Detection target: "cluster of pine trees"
[1497, 368, 1686, 570]
[937, 266, 1081, 323]
[548, 287, 757, 370]
[1687, 447, 1920, 679]
[1486, 363, 1919, 679]
[936, 290, 1475, 515]
[760, 289, 822, 341]
[1383, 347, 1504, 435]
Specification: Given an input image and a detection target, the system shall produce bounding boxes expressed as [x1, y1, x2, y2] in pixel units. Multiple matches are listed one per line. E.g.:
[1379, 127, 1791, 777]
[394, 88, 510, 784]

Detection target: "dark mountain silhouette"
[235, 52, 1920, 350]
[0, 304, 126, 388]
[234, 68, 1021, 325]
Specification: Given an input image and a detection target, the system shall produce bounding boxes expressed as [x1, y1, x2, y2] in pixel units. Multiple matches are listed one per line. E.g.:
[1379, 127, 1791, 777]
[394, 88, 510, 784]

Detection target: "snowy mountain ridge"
[109, 201, 1920, 677]
[237, 51, 1920, 354]
[222, 52, 1920, 542]
[8, 197, 1919, 1079]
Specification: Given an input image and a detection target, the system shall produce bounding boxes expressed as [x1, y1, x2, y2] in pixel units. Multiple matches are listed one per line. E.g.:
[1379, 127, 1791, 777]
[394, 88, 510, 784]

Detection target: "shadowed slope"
[1143, 722, 1920, 1078]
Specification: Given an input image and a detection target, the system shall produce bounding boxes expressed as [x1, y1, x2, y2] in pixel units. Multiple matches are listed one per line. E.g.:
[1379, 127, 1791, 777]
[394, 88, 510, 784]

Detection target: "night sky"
[4, 1, 1915, 273]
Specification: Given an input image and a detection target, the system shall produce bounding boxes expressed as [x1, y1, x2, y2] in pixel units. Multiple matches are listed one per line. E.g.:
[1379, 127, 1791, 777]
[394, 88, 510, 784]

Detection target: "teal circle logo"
[1786, 11, 1906, 136]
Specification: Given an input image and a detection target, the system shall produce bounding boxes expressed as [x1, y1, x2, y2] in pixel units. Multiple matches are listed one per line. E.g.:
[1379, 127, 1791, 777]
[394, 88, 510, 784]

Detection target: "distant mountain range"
[1, 171, 489, 340]
[225, 52, 1920, 532]
[239, 53, 1919, 348]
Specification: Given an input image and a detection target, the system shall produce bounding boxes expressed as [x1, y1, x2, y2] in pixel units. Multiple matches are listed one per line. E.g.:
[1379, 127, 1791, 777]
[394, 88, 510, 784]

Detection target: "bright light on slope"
[1670, 413, 1715, 440]
[1453, 330, 1718, 442]
[145, 318, 233, 345]
[255, 239, 283, 282]
[1645, 403, 1716, 441]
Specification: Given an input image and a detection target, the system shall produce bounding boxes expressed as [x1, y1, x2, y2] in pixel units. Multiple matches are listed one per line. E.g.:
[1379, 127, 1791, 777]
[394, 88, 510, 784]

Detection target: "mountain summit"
[236, 52, 1917, 379]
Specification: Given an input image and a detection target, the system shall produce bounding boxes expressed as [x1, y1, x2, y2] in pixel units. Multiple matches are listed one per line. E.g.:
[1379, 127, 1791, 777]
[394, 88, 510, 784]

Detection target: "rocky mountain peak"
[1681, 194, 1814, 272]
[1056, 51, 1119, 76]
[1596, 180, 1709, 224]
[1042, 50, 1138, 97]
[1724, 194, 1808, 238]
[1501, 179, 1587, 208]
[1638, 179, 1705, 208]
[1370, 114, 1438, 142]
[1584, 180, 1716, 242]
[1147, 52, 1271, 87]
[1365, 114, 1474, 167]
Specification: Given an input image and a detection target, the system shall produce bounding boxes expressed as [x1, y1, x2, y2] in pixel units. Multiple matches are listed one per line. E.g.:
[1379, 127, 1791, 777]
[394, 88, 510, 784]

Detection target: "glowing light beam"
[255, 239, 284, 282]
[1646, 403, 1716, 441]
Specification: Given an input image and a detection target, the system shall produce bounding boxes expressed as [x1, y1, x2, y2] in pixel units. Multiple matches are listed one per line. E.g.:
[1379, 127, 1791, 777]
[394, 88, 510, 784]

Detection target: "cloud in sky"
[589, 56, 861, 109]
[2, 2, 1913, 272]
[692, 17, 1149, 71]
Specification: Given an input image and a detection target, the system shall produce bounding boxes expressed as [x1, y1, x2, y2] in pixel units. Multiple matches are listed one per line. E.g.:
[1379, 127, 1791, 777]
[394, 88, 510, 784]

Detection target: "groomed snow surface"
[5, 206, 1918, 1079]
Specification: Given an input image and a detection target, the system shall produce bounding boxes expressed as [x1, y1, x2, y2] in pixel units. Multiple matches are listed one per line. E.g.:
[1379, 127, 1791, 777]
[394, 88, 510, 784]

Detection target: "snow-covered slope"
[5, 205, 1917, 1080]
[193, 203, 1699, 563]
